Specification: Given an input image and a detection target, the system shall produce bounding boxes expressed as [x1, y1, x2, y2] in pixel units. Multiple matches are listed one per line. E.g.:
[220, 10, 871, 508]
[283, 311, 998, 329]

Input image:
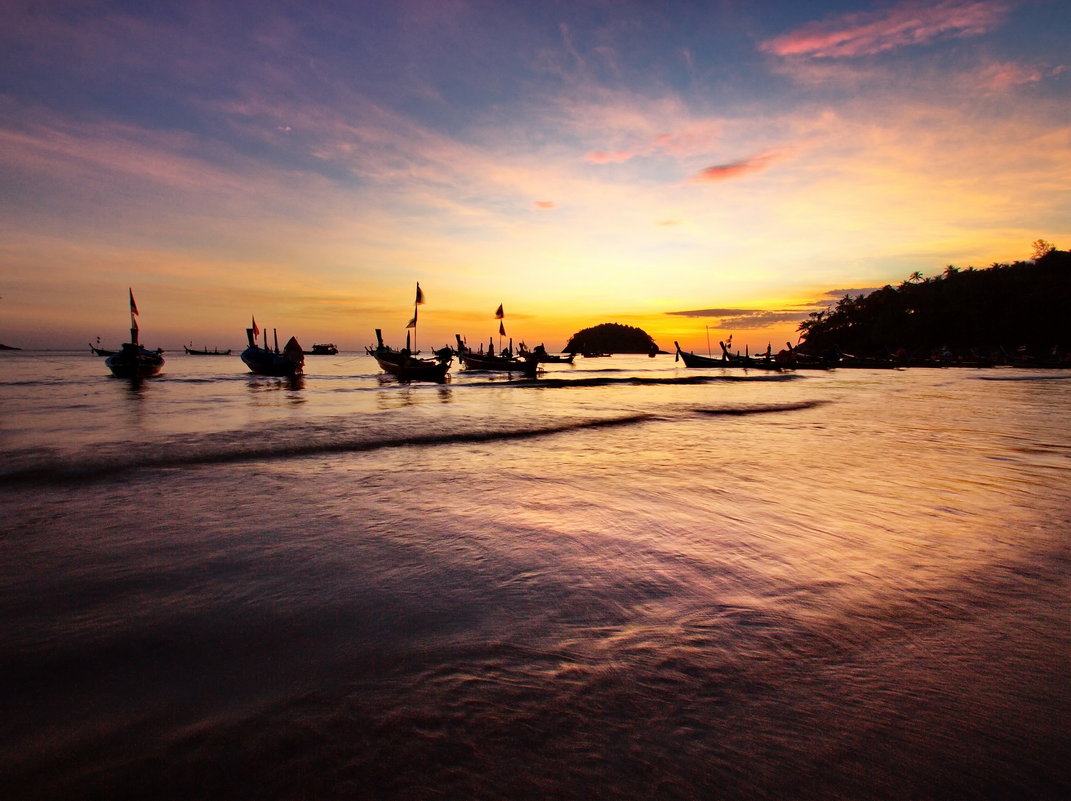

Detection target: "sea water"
[1, 350, 1068, 799]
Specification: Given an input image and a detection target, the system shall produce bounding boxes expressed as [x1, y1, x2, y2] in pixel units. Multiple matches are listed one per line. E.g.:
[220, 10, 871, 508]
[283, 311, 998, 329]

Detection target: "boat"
[673, 341, 783, 371]
[309, 343, 338, 355]
[89, 343, 117, 356]
[105, 289, 165, 378]
[521, 344, 575, 364]
[240, 319, 304, 376]
[369, 285, 452, 382]
[455, 334, 538, 376]
[454, 304, 539, 376]
[370, 330, 451, 382]
[184, 344, 231, 355]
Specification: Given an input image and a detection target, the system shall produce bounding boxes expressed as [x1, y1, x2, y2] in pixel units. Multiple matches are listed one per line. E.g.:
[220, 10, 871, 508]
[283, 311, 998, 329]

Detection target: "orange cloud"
[687, 150, 780, 183]
[534, 200, 556, 209]
[761, 0, 1010, 59]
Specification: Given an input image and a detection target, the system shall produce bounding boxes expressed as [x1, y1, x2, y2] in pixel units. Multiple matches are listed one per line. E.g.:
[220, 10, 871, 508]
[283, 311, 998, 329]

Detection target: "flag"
[406, 307, 418, 329]
[252, 316, 260, 338]
[415, 283, 425, 305]
[495, 304, 504, 319]
[129, 288, 139, 316]
[499, 320, 505, 336]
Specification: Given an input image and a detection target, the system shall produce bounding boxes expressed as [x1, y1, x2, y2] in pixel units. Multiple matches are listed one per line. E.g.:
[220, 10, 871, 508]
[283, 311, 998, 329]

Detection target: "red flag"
[495, 304, 504, 319]
[252, 316, 260, 338]
[129, 288, 139, 316]
[406, 307, 418, 329]
[415, 283, 425, 305]
[499, 320, 506, 336]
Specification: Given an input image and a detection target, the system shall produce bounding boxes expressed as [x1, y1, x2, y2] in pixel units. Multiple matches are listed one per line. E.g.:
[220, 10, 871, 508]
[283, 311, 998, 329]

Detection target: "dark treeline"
[798, 246, 1071, 363]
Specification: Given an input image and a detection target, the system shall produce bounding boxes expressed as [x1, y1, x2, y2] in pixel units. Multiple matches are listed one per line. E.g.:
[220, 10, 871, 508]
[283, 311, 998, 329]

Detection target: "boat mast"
[407, 282, 424, 353]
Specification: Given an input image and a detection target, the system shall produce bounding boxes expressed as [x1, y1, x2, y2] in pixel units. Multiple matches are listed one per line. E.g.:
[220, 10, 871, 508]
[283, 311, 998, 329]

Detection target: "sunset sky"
[2, 0, 1069, 352]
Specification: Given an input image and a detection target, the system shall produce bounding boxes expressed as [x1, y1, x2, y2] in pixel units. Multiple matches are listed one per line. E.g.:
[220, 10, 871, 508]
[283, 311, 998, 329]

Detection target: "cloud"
[533, 200, 556, 209]
[760, 0, 1010, 59]
[686, 150, 780, 183]
[585, 126, 722, 165]
[665, 308, 811, 330]
[980, 61, 1066, 91]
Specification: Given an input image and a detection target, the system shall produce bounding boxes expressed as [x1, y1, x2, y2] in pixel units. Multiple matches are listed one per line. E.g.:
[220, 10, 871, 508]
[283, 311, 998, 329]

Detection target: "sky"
[1, 0, 1069, 352]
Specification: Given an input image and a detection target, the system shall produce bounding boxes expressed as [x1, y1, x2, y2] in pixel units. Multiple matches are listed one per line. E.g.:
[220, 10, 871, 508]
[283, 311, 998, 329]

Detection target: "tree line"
[797, 243, 1070, 362]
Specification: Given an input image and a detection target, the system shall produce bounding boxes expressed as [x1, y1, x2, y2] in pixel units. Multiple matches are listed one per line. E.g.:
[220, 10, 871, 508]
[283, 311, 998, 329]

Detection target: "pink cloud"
[586, 150, 634, 164]
[981, 61, 1066, 91]
[761, 0, 1010, 59]
[533, 200, 556, 209]
[687, 150, 780, 184]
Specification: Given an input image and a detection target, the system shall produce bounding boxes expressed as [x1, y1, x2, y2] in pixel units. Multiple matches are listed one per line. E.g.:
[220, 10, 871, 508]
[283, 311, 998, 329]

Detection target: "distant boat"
[241, 320, 304, 376]
[105, 289, 165, 378]
[309, 343, 338, 355]
[184, 344, 231, 355]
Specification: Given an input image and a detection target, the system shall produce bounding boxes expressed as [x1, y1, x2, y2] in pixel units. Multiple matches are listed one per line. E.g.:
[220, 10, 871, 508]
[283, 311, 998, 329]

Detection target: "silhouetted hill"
[564, 323, 658, 354]
[798, 249, 1071, 360]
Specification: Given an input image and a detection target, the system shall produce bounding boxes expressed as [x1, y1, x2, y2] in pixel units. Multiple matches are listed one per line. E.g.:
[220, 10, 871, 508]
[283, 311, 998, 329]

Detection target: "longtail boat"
[674, 341, 783, 371]
[369, 284, 452, 382]
[369, 328, 451, 382]
[240, 319, 303, 376]
[455, 334, 538, 376]
[105, 289, 164, 378]
[184, 344, 231, 355]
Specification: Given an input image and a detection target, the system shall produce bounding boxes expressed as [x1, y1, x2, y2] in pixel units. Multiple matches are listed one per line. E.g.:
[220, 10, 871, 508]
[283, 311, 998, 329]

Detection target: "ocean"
[2, 349, 1069, 800]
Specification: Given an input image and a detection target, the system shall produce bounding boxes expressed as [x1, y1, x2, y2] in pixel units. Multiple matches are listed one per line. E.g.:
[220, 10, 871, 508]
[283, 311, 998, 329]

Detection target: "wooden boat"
[184, 344, 231, 355]
[674, 341, 783, 371]
[455, 335, 538, 376]
[309, 343, 338, 355]
[520, 344, 570, 362]
[90, 343, 117, 356]
[240, 323, 304, 376]
[106, 289, 165, 378]
[369, 328, 451, 382]
[522, 344, 575, 364]
[369, 285, 453, 382]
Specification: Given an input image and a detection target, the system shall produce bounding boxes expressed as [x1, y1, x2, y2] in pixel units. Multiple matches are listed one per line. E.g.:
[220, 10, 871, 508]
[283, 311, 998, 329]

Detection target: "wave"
[975, 374, 1071, 382]
[482, 374, 803, 389]
[693, 400, 829, 416]
[0, 414, 655, 485]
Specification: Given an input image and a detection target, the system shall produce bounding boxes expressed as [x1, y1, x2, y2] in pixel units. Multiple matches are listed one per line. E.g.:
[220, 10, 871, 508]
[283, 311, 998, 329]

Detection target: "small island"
[563, 322, 659, 355]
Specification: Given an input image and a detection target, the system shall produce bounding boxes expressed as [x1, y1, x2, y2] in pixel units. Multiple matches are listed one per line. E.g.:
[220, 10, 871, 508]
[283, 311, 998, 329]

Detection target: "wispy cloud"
[533, 200, 556, 209]
[980, 61, 1066, 91]
[686, 150, 782, 183]
[761, 0, 1010, 59]
[665, 308, 811, 330]
[585, 126, 722, 165]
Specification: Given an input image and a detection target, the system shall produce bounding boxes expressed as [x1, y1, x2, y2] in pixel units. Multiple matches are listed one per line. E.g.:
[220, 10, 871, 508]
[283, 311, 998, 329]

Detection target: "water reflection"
[245, 374, 306, 402]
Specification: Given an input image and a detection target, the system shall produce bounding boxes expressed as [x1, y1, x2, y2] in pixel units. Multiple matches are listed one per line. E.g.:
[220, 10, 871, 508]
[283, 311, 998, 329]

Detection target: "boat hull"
[458, 353, 538, 375]
[241, 346, 303, 376]
[105, 346, 165, 378]
[375, 355, 451, 382]
[674, 342, 782, 371]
